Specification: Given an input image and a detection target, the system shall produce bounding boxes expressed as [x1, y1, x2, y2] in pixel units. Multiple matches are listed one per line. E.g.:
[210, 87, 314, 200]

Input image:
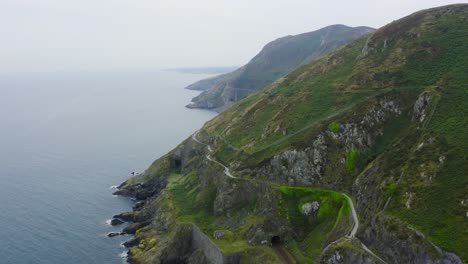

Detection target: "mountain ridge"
[186, 24, 375, 112]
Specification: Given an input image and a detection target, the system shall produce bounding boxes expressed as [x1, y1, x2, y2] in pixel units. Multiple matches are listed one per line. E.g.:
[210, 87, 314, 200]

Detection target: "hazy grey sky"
[0, 0, 464, 72]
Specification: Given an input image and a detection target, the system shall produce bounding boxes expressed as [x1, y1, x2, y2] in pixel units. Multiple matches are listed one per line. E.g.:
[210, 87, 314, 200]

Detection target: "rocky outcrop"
[259, 97, 402, 185]
[259, 134, 327, 185]
[359, 214, 462, 264]
[302, 201, 320, 216]
[412, 91, 432, 122]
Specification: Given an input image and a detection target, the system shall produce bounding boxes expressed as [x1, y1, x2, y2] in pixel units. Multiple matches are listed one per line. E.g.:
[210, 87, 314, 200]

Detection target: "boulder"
[213, 230, 226, 240]
[111, 218, 124, 226]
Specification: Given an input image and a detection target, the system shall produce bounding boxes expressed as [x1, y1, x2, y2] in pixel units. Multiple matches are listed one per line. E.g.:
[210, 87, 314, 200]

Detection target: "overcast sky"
[0, 0, 464, 73]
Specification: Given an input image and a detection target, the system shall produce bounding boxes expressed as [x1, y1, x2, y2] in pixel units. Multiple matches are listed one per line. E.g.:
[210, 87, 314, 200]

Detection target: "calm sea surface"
[0, 71, 216, 264]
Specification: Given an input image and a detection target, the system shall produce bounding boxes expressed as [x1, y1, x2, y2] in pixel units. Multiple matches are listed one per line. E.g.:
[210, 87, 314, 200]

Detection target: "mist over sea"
[0, 71, 216, 264]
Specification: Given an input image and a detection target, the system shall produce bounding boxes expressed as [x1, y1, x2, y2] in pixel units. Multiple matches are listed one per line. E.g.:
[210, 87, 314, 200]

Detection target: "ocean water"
[0, 71, 216, 264]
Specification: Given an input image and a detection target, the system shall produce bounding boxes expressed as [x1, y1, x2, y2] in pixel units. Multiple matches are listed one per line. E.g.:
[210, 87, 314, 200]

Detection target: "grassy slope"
[200, 4, 468, 261]
[385, 27, 468, 259]
[128, 5, 467, 262]
[279, 187, 351, 262]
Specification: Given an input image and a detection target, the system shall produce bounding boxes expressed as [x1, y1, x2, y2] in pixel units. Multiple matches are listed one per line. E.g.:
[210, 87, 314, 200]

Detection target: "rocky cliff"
[112, 4, 468, 264]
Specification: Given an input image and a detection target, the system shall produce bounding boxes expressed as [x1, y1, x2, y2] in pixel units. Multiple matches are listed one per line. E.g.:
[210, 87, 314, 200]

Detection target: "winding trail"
[191, 130, 387, 264]
[343, 193, 359, 238]
[192, 131, 236, 179]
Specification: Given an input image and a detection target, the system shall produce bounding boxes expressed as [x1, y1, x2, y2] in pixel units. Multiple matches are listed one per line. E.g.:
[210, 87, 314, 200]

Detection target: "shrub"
[345, 149, 359, 173]
[148, 238, 157, 248]
[385, 181, 397, 199]
[329, 121, 340, 133]
[138, 239, 147, 249]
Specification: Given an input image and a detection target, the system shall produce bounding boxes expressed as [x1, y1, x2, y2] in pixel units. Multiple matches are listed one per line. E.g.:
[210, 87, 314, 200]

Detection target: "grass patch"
[345, 149, 359, 173]
[328, 121, 340, 133]
[279, 186, 351, 262]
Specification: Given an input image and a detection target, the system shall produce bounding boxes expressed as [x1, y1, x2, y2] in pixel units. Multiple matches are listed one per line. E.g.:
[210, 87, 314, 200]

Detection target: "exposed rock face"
[113, 177, 166, 201]
[328, 99, 401, 151]
[360, 214, 462, 264]
[413, 92, 432, 122]
[259, 97, 402, 185]
[259, 134, 327, 185]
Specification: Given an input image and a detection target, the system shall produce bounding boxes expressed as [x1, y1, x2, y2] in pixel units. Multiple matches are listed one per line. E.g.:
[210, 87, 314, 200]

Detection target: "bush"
[148, 238, 157, 248]
[329, 122, 340, 133]
[345, 149, 359, 173]
[138, 239, 147, 249]
[385, 181, 397, 199]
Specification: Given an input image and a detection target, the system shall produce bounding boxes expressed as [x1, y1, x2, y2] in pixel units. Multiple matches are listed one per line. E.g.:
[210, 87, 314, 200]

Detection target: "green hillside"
[114, 4, 468, 264]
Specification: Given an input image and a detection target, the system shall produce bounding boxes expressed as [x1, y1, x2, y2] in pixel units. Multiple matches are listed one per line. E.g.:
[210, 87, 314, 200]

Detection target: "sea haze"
[0, 71, 216, 264]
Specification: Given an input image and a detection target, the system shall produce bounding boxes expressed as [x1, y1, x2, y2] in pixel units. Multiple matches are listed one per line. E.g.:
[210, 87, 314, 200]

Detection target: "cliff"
[112, 4, 468, 264]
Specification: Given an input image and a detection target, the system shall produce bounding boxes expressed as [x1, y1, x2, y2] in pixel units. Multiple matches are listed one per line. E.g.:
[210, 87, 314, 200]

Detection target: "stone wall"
[191, 224, 226, 264]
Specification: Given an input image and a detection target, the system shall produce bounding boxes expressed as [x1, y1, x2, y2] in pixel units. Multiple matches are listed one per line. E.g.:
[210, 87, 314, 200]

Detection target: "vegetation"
[167, 173, 281, 262]
[120, 5, 468, 263]
[279, 186, 351, 262]
[345, 149, 359, 173]
[328, 121, 340, 133]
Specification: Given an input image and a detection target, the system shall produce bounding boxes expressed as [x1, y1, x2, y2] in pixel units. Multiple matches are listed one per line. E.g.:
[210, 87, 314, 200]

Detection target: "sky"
[0, 0, 465, 73]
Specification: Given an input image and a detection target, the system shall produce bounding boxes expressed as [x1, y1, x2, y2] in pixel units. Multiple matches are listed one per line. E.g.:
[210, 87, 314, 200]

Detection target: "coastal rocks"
[111, 218, 124, 226]
[113, 212, 135, 222]
[302, 201, 320, 216]
[108, 231, 126, 237]
[113, 176, 167, 201]
[123, 237, 141, 248]
[123, 222, 148, 234]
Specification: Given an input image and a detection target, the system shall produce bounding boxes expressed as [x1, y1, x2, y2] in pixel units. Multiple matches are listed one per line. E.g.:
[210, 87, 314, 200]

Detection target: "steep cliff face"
[186, 25, 375, 112]
[113, 4, 468, 264]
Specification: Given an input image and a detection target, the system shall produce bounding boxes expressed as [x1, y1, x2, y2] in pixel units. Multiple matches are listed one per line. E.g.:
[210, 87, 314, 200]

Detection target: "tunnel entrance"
[172, 158, 182, 169]
[271, 236, 282, 246]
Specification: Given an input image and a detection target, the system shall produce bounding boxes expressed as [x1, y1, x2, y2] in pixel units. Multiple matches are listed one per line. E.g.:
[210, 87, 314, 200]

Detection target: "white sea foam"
[105, 219, 112, 225]
[110, 185, 119, 190]
[120, 250, 128, 259]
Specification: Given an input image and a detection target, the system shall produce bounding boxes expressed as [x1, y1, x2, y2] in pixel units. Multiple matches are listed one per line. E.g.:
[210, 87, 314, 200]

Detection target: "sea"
[0, 70, 217, 264]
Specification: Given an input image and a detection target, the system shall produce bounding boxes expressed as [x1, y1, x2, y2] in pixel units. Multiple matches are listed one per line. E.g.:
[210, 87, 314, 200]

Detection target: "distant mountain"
[164, 66, 239, 75]
[186, 24, 375, 111]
